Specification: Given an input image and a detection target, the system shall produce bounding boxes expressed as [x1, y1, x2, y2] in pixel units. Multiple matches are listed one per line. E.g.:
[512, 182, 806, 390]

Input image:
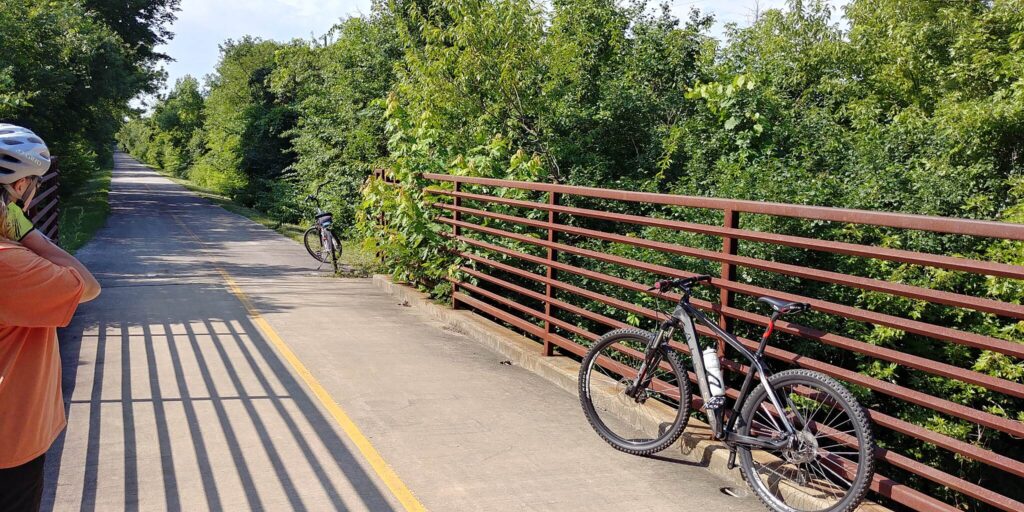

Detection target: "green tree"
[192, 37, 297, 207]
[151, 76, 206, 175]
[0, 0, 178, 191]
[271, 9, 402, 232]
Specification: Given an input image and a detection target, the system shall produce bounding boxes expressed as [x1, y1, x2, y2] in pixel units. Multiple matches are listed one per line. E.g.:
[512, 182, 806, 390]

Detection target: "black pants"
[0, 454, 45, 512]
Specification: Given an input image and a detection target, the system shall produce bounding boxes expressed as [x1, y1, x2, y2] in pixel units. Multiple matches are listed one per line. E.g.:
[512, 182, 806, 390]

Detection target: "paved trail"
[42, 153, 757, 511]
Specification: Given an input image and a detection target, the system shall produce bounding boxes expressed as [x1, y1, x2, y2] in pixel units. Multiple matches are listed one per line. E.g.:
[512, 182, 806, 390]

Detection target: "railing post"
[452, 180, 462, 310]
[718, 209, 739, 357]
[52, 160, 59, 245]
[374, 169, 387, 263]
[543, 191, 560, 356]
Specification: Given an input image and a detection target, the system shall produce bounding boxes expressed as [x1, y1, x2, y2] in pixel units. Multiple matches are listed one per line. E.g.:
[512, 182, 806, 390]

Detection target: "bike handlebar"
[306, 181, 331, 204]
[650, 275, 712, 293]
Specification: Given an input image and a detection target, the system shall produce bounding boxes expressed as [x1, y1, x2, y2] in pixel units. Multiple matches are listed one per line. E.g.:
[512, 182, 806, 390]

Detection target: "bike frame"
[641, 295, 799, 452]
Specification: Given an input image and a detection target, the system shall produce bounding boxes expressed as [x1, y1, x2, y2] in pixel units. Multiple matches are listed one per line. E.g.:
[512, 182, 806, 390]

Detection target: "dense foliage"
[117, 1, 1024, 509]
[121, 10, 402, 228]
[0, 0, 179, 192]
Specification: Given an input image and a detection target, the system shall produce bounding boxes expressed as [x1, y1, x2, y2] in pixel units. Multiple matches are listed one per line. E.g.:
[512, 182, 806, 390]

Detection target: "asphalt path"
[41, 153, 758, 511]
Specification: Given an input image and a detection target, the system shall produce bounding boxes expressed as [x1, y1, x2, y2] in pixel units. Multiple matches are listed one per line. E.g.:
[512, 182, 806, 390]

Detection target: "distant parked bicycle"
[578, 275, 874, 512]
[303, 182, 341, 272]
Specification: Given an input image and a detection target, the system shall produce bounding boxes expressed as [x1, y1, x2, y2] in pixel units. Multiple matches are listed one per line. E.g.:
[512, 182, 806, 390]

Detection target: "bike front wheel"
[578, 328, 691, 455]
[328, 231, 340, 272]
[737, 369, 874, 512]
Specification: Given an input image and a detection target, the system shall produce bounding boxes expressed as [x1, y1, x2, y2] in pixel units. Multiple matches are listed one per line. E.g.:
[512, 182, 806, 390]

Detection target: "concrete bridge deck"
[42, 153, 757, 511]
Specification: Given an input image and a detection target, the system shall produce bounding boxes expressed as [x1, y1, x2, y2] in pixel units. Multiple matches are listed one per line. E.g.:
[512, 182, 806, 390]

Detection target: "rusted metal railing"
[26, 158, 60, 243]
[375, 171, 1024, 512]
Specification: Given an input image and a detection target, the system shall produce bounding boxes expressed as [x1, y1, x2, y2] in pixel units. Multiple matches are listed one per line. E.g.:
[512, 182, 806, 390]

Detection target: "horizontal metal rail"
[440, 215, 1024, 359]
[424, 173, 1024, 239]
[438, 202, 1024, 319]
[462, 246, 1024, 419]
[431, 188, 1024, 279]
[27, 184, 57, 210]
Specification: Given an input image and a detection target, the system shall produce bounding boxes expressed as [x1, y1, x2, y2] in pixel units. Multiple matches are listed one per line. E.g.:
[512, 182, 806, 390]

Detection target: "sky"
[144, 0, 848, 107]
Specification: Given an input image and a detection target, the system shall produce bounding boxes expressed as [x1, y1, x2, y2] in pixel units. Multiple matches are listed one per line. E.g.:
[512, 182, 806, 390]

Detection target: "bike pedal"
[727, 447, 737, 470]
[703, 396, 726, 410]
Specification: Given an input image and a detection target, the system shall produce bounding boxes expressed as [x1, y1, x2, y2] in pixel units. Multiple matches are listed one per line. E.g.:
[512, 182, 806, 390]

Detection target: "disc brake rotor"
[783, 430, 819, 465]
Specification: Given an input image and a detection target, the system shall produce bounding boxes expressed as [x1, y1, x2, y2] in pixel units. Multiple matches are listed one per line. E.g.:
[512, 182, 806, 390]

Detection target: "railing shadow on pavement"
[46, 285, 397, 512]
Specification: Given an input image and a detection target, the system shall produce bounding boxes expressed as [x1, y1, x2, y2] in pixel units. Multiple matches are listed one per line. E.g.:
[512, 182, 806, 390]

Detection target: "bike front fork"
[627, 325, 675, 402]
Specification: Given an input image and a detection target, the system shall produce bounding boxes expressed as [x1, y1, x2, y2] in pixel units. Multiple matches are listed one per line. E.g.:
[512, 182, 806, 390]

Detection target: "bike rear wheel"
[737, 369, 874, 512]
[303, 226, 340, 264]
[578, 328, 691, 455]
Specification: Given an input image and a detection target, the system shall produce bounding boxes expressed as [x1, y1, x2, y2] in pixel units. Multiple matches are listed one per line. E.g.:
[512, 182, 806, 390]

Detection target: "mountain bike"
[578, 275, 875, 512]
[303, 182, 341, 272]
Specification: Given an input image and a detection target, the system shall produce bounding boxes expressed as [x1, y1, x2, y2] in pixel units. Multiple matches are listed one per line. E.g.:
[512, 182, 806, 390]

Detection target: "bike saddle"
[757, 296, 810, 315]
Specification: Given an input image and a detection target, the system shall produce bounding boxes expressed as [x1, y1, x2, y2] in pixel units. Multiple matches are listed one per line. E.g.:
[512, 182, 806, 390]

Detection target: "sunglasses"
[17, 176, 40, 210]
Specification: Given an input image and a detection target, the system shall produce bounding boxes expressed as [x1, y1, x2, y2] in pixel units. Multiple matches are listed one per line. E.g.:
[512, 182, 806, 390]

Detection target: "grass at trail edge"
[58, 165, 113, 254]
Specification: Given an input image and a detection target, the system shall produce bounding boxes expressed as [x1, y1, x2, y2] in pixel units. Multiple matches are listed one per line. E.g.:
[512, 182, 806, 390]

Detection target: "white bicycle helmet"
[0, 124, 51, 184]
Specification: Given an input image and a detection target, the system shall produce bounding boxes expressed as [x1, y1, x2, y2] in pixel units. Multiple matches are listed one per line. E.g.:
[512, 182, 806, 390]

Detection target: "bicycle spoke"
[814, 457, 854, 488]
[805, 394, 828, 427]
[814, 416, 853, 438]
[782, 385, 812, 428]
[821, 450, 860, 456]
[803, 462, 843, 500]
[816, 428, 858, 441]
[756, 402, 785, 433]
[754, 459, 793, 488]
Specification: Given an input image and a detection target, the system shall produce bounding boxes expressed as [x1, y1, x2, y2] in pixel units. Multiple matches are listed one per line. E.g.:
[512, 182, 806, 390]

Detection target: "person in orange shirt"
[0, 125, 101, 512]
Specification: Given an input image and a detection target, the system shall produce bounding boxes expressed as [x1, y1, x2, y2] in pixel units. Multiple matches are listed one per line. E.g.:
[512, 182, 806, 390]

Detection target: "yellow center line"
[160, 187, 426, 512]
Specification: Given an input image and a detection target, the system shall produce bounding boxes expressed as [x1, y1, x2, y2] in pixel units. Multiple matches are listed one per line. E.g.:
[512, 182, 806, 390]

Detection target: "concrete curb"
[372, 275, 891, 512]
